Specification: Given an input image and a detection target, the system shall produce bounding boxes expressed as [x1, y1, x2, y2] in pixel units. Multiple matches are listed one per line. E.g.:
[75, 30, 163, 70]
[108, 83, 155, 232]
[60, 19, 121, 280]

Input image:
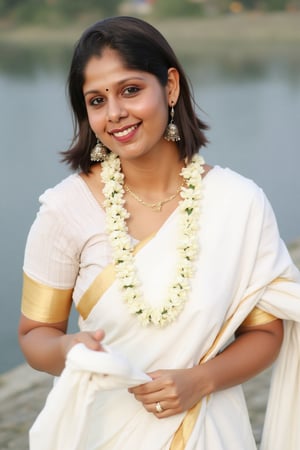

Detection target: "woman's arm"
[129, 319, 283, 417]
[18, 314, 105, 376]
[201, 318, 283, 392]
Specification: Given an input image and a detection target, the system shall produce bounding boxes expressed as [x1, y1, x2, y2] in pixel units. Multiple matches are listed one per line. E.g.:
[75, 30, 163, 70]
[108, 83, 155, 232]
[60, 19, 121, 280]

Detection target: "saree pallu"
[25, 168, 300, 449]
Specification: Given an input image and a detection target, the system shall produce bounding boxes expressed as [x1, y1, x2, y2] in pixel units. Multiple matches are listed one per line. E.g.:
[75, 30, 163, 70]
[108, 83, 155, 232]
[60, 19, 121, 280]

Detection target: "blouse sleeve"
[21, 188, 81, 322]
[239, 307, 277, 330]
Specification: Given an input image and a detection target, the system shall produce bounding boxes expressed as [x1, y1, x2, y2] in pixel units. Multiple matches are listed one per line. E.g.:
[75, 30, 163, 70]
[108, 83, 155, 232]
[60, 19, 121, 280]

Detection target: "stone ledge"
[0, 363, 52, 402]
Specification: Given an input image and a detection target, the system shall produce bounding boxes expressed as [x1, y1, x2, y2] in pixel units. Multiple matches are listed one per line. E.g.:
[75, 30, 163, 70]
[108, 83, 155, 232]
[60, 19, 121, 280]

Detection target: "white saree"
[23, 167, 300, 450]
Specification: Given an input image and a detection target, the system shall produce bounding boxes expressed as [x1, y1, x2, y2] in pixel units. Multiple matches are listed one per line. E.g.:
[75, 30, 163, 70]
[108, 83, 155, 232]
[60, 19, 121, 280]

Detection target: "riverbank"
[1, 12, 300, 50]
[1, 239, 300, 449]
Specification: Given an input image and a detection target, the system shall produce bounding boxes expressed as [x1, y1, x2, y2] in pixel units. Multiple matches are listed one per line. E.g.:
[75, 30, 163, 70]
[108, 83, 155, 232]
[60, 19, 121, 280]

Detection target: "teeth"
[113, 125, 137, 137]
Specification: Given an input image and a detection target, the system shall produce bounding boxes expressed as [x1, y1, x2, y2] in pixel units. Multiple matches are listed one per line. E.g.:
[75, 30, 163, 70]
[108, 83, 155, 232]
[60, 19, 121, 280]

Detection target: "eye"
[89, 96, 104, 106]
[122, 86, 140, 96]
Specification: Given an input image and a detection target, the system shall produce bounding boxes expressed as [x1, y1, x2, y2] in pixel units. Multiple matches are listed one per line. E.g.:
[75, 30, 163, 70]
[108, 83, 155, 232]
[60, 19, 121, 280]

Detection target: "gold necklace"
[124, 183, 182, 212]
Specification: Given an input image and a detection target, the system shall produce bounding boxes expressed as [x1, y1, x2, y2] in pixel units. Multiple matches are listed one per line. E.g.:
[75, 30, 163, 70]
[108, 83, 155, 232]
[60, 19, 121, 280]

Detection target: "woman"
[19, 16, 300, 450]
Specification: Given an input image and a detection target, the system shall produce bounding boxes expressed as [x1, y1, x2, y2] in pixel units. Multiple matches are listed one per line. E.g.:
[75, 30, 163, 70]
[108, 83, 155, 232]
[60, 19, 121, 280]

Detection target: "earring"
[90, 138, 107, 162]
[164, 103, 180, 142]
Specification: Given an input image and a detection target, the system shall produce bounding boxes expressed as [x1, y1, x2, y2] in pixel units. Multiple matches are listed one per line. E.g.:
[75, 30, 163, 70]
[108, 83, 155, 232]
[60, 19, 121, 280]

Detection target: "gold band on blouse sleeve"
[239, 306, 278, 329]
[21, 272, 73, 323]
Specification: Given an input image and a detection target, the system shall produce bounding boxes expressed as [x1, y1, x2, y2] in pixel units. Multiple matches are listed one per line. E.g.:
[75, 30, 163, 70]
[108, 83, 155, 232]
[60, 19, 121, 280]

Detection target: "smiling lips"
[109, 124, 139, 140]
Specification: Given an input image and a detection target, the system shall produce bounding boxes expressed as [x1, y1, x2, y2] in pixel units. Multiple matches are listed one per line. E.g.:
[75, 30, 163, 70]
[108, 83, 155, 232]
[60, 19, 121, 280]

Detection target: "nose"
[106, 96, 127, 123]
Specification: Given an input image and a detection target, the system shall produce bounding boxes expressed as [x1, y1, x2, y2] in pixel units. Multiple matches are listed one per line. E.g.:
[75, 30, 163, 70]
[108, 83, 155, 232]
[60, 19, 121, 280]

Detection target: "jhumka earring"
[90, 138, 107, 162]
[164, 103, 181, 142]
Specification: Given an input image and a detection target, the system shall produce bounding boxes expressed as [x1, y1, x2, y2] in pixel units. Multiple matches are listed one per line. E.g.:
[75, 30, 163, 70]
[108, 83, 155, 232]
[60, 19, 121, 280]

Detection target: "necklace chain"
[124, 183, 182, 211]
[101, 153, 205, 327]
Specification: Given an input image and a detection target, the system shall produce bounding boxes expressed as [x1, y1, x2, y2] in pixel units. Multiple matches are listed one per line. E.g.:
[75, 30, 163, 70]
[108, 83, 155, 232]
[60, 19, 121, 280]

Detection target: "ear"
[166, 67, 180, 106]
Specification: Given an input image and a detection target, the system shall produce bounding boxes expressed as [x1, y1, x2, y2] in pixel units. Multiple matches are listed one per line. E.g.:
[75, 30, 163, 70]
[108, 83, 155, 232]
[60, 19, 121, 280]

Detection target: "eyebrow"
[83, 76, 145, 97]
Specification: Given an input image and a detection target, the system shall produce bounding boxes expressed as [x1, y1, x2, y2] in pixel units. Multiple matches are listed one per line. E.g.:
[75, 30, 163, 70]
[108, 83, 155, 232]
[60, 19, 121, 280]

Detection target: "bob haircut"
[62, 16, 208, 173]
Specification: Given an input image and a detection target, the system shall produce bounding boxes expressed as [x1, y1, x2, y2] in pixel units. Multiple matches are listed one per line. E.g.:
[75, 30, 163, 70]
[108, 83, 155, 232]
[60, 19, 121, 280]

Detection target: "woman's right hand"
[62, 329, 106, 356]
[18, 313, 105, 375]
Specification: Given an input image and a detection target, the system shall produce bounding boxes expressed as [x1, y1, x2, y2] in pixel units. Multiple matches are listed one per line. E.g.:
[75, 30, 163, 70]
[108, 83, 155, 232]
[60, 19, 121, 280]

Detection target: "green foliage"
[153, 0, 204, 17]
[0, 0, 22, 14]
[241, 0, 257, 8]
[0, 0, 124, 25]
[265, 0, 287, 10]
[0, 0, 293, 24]
[98, 0, 124, 16]
[241, 0, 288, 10]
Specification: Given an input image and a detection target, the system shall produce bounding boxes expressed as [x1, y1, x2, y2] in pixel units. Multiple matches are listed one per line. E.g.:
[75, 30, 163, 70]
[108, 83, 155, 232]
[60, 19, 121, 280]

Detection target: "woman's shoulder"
[206, 165, 262, 197]
[38, 173, 94, 210]
[204, 165, 267, 214]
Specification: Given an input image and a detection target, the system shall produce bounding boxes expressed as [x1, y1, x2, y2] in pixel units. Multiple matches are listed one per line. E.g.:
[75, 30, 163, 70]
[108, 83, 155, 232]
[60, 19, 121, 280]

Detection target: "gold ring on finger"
[155, 401, 164, 413]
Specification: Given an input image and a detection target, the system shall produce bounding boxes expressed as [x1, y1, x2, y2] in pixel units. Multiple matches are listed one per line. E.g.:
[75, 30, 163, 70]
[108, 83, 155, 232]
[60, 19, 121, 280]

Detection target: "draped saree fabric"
[29, 344, 151, 450]
[22, 167, 300, 449]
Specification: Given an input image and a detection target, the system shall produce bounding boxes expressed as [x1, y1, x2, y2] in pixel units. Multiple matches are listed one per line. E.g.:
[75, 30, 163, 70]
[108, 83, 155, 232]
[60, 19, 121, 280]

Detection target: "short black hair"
[62, 16, 208, 173]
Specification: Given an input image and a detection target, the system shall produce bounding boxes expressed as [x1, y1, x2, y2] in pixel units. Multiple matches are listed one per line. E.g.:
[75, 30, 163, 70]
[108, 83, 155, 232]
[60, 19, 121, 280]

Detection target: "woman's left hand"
[128, 367, 208, 418]
[129, 319, 284, 419]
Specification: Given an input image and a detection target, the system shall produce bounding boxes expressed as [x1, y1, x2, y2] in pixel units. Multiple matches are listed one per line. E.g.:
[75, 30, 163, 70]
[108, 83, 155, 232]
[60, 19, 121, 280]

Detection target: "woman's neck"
[120, 149, 184, 194]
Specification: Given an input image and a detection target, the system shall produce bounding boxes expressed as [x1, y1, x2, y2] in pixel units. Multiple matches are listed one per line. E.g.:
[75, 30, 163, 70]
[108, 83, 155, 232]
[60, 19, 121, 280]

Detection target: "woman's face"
[83, 47, 179, 162]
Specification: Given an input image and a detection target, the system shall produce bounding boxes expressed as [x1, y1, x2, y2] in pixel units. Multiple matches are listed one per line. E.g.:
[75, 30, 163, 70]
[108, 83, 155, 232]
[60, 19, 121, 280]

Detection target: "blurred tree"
[55, 0, 123, 17]
[0, 0, 23, 14]
[98, 0, 124, 16]
[0, 0, 124, 24]
[0, 0, 292, 23]
[241, 0, 257, 7]
[240, 0, 288, 8]
[266, 0, 287, 9]
[154, 0, 204, 17]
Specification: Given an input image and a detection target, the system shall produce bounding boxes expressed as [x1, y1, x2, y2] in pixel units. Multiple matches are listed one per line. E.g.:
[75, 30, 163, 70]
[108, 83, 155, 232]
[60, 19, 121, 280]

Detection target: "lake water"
[1, 42, 300, 374]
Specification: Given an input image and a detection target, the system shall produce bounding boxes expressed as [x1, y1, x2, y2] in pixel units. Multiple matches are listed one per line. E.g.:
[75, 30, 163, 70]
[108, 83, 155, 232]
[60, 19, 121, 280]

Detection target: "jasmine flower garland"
[101, 153, 205, 327]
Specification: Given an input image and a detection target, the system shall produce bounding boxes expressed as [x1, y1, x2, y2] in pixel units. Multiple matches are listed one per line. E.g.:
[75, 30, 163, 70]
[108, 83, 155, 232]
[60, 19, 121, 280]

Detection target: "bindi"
[105, 88, 109, 92]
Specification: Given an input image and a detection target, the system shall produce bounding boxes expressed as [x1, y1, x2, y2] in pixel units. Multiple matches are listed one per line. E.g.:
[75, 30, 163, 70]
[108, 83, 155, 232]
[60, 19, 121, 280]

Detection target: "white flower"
[101, 153, 204, 327]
